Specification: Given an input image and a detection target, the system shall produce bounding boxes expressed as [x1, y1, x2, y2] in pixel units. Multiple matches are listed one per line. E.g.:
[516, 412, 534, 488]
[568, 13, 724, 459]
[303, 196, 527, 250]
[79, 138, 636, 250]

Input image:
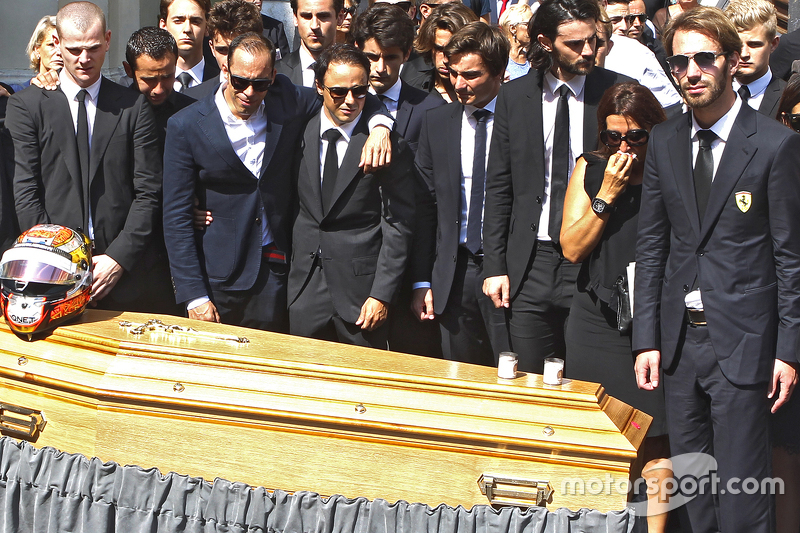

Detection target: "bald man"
[6, 1, 163, 312]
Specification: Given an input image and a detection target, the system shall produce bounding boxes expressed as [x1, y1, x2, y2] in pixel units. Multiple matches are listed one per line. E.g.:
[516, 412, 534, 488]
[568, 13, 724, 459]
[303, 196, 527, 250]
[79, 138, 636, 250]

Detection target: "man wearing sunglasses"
[163, 34, 393, 331]
[725, 0, 785, 118]
[634, 8, 800, 533]
[625, 0, 672, 83]
[288, 44, 415, 348]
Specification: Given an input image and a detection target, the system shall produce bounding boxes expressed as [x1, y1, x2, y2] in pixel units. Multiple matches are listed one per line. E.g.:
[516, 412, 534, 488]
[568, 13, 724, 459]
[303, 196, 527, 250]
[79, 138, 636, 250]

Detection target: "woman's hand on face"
[599, 151, 634, 203]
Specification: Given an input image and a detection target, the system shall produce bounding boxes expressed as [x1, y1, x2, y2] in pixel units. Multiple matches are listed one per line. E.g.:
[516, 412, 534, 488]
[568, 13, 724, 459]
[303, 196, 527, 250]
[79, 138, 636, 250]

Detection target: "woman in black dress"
[560, 83, 669, 532]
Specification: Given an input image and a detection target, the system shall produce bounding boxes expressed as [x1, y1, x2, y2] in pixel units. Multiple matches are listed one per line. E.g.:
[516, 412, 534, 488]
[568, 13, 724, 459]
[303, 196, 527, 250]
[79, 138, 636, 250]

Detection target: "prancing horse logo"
[735, 191, 751, 213]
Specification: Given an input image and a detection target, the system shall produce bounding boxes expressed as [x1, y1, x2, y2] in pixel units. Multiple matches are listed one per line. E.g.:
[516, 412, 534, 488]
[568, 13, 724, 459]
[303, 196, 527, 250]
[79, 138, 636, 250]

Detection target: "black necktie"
[549, 85, 571, 242]
[694, 129, 717, 222]
[76, 89, 91, 232]
[466, 108, 491, 254]
[177, 72, 193, 92]
[738, 84, 751, 103]
[322, 129, 342, 212]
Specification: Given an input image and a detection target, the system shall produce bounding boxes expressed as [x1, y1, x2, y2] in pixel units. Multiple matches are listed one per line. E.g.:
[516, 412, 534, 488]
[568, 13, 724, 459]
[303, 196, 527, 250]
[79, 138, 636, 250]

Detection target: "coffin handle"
[0, 402, 47, 441]
[477, 474, 554, 509]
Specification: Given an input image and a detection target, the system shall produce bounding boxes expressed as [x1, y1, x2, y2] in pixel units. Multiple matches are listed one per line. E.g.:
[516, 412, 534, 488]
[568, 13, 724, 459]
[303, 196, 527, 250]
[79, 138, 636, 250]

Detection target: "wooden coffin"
[0, 310, 651, 512]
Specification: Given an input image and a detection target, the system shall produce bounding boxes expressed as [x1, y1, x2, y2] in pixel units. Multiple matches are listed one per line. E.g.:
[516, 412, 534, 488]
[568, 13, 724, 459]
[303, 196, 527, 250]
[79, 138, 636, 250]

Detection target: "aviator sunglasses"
[784, 113, 800, 133]
[229, 73, 273, 92]
[625, 13, 647, 24]
[600, 129, 650, 147]
[321, 84, 370, 100]
[666, 51, 726, 76]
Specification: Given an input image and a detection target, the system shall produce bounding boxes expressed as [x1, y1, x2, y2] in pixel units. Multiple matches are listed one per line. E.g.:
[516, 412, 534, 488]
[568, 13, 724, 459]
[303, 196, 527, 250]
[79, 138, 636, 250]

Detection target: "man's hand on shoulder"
[188, 301, 221, 323]
[30, 69, 60, 91]
[90, 254, 123, 301]
[635, 350, 661, 390]
[356, 297, 388, 330]
[360, 126, 392, 174]
[769, 359, 798, 413]
[483, 275, 510, 308]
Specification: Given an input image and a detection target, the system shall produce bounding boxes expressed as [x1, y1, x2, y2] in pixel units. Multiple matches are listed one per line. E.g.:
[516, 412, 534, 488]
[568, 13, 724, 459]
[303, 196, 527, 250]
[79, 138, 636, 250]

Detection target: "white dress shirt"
[319, 109, 362, 180]
[685, 95, 744, 310]
[733, 68, 773, 112]
[299, 45, 318, 88]
[59, 70, 102, 240]
[606, 35, 682, 108]
[173, 57, 206, 92]
[370, 78, 403, 119]
[459, 98, 496, 246]
[538, 71, 585, 242]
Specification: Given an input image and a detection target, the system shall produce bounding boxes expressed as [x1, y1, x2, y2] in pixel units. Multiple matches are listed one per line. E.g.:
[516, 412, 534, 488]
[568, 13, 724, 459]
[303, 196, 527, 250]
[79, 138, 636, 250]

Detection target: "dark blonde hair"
[662, 6, 742, 58]
[25, 15, 57, 71]
[415, 2, 478, 63]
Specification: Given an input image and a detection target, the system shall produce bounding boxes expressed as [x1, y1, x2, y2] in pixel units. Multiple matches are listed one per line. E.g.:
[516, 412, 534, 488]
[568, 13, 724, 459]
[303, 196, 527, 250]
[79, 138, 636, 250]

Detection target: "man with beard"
[634, 7, 799, 533]
[482, 0, 630, 372]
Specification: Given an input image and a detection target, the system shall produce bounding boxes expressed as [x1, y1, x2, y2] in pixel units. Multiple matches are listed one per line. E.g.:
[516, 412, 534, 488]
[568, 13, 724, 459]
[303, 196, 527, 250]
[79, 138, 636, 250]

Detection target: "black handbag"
[613, 274, 632, 333]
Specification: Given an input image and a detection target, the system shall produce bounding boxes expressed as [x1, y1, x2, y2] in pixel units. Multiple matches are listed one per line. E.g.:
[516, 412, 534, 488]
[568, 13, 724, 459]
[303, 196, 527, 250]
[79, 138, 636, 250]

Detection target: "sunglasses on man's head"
[322, 84, 370, 99]
[784, 113, 800, 133]
[229, 73, 273, 92]
[600, 128, 649, 147]
[666, 51, 726, 76]
[625, 13, 647, 24]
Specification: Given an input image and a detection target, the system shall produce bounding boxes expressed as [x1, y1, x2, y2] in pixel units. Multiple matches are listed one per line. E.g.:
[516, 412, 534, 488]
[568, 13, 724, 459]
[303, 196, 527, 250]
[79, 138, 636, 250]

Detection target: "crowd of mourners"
[0, 0, 799, 530]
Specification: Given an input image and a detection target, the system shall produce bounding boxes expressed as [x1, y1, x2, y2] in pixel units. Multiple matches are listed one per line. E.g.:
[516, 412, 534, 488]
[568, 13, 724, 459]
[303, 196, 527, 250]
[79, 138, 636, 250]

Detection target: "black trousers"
[508, 241, 579, 373]
[664, 323, 773, 533]
[211, 257, 289, 333]
[438, 246, 510, 366]
[289, 262, 388, 349]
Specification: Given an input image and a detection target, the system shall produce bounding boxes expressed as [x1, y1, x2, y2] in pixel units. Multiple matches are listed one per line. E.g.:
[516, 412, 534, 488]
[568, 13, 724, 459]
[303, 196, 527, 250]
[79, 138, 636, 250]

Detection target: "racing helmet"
[0, 225, 92, 338]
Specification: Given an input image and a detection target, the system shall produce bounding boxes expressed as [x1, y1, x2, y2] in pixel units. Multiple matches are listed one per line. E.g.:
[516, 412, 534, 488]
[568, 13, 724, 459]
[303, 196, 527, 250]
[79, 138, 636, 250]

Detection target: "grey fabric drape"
[0, 437, 643, 533]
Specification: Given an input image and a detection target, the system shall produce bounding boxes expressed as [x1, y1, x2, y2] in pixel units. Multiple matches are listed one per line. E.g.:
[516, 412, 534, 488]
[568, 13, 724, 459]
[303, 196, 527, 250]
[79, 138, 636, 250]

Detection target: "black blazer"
[163, 74, 321, 304]
[757, 74, 786, 118]
[483, 67, 632, 296]
[400, 54, 437, 93]
[275, 50, 304, 86]
[633, 104, 800, 385]
[262, 14, 290, 62]
[394, 81, 445, 151]
[288, 112, 416, 323]
[184, 79, 218, 100]
[6, 79, 162, 301]
[771, 28, 800, 81]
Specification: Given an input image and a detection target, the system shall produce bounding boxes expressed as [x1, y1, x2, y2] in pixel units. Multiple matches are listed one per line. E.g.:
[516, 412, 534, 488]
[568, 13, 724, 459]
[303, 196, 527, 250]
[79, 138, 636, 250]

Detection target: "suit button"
[255, 217, 261, 224]
[453, 255, 456, 261]
[309, 252, 315, 258]
[697, 250, 705, 256]
[530, 223, 536, 231]
[536, 196, 542, 204]
[683, 284, 690, 292]
[455, 220, 459, 225]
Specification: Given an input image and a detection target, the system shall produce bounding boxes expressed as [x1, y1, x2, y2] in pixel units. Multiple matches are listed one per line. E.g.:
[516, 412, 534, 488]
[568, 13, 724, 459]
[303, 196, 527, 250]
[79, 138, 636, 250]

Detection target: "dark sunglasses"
[322, 84, 369, 99]
[784, 113, 800, 133]
[229, 73, 273, 92]
[600, 128, 649, 147]
[341, 5, 357, 14]
[666, 51, 726, 76]
[625, 13, 647, 24]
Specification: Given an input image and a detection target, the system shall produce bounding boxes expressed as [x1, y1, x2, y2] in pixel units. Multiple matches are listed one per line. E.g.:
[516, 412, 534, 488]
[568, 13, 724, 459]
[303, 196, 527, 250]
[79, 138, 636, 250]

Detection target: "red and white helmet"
[0, 225, 92, 339]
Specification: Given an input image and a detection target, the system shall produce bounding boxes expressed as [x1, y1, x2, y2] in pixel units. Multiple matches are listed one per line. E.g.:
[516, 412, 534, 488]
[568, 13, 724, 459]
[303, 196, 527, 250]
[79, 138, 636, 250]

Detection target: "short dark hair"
[126, 26, 178, 71]
[595, 82, 666, 157]
[159, 0, 211, 21]
[444, 22, 510, 78]
[290, 0, 344, 16]
[208, 0, 263, 39]
[415, 2, 478, 63]
[662, 6, 742, 58]
[527, 0, 600, 70]
[228, 31, 276, 69]
[352, 4, 415, 54]
[314, 43, 370, 85]
[777, 73, 800, 123]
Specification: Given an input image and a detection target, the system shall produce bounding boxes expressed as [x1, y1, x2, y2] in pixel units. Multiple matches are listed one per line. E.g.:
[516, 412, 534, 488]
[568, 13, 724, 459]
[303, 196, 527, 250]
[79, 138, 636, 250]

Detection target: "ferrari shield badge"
[735, 191, 751, 213]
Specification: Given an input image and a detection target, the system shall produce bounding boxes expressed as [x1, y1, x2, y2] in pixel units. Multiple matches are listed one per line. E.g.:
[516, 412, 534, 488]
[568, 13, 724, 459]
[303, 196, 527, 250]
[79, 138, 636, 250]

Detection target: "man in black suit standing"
[725, 0, 785, 118]
[634, 8, 799, 533]
[243, 0, 291, 62]
[277, 0, 343, 87]
[159, 0, 220, 92]
[482, 0, 630, 372]
[288, 44, 415, 348]
[6, 1, 162, 311]
[412, 23, 511, 365]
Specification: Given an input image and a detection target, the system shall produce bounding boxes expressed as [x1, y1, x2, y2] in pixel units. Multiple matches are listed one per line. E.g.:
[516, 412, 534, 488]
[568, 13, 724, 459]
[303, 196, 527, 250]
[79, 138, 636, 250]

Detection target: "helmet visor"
[0, 247, 77, 285]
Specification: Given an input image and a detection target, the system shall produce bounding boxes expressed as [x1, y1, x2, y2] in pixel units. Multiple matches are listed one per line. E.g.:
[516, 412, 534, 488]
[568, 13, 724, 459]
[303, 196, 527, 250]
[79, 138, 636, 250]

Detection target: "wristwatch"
[591, 197, 616, 214]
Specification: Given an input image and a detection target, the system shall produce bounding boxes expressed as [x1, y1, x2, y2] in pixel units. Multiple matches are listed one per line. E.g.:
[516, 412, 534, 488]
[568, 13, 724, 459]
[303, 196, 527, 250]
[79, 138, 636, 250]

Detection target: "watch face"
[592, 198, 606, 213]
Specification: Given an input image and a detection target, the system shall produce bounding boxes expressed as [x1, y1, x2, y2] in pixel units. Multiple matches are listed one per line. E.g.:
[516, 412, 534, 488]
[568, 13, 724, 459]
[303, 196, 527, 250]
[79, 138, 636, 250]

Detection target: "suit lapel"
[326, 116, 370, 215]
[668, 114, 702, 237]
[260, 93, 284, 178]
[446, 104, 463, 222]
[524, 70, 546, 181]
[394, 83, 414, 135]
[197, 98, 255, 177]
[89, 78, 124, 184]
[699, 107, 757, 241]
[44, 89, 83, 201]
[303, 113, 325, 218]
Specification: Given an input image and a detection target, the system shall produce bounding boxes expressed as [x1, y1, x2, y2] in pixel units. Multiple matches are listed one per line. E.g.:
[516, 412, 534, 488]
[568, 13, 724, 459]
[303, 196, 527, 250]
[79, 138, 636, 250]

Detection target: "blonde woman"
[499, 3, 532, 81]
[25, 16, 62, 81]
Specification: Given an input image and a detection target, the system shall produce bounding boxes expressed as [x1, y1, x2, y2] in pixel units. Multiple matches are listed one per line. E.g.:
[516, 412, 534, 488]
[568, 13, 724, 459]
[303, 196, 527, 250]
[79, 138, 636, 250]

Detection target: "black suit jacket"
[6, 79, 162, 302]
[756, 74, 786, 118]
[483, 67, 632, 296]
[288, 112, 416, 323]
[393, 81, 445, 151]
[0, 95, 19, 253]
[184, 78, 219, 100]
[400, 54, 437, 94]
[275, 50, 304, 86]
[163, 74, 321, 304]
[771, 28, 800, 81]
[633, 104, 800, 385]
[262, 14, 290, 62]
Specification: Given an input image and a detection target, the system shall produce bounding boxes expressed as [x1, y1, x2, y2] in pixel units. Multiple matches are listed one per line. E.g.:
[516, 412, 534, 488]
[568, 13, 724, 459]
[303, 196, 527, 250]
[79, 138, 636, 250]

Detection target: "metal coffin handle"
[477, 474, 554, 509]
[0, 402, 47, 441]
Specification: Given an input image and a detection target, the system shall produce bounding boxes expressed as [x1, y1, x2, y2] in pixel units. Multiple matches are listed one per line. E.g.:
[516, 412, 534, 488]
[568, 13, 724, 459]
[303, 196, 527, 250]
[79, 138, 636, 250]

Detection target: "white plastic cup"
[543, 357, 564, 385]
[497, 352, 518, 379]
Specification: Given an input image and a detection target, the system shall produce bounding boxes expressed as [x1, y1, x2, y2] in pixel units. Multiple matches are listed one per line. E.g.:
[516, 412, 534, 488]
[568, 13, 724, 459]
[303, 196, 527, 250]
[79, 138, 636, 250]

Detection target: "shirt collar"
[177, 58, 205, 84]
[464, 95, 497, 117]
[544, 70, 586, 99]
[59, 69, 102, 103]
[734, 67, 773, 98]
[371, 78, 403, 102]
[691, 94, 743, 143]
[214, 80, 265, 125]
[319, 107, 361, 143]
